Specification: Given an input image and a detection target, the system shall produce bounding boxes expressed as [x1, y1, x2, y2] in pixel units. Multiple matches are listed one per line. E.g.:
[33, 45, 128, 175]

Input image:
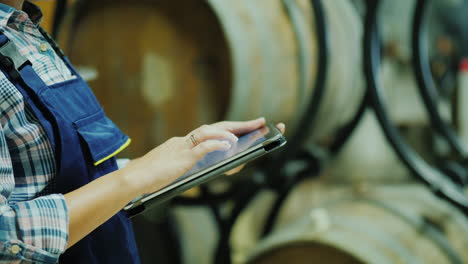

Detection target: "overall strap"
[0, 32, 59, 162]
[0, 34, 31, 82]
[0, 32, 140, 264]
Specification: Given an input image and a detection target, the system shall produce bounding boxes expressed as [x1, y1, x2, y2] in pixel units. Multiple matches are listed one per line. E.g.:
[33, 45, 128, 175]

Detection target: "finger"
[224, 164, 245, 176]
[276, 123, 286, 134]
[189, 125, 238, 147]
[192, 139, 231, 158]
[214, 117, 266, 135]
[244, 126, 270, 142]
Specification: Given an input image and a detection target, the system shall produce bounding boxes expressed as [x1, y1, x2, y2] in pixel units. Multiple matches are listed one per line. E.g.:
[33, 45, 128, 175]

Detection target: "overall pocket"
[73, 110, 131, 166]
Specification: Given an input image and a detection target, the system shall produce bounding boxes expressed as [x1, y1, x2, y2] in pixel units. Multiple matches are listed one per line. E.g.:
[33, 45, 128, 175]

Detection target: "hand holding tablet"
[124, 123, 286, 216]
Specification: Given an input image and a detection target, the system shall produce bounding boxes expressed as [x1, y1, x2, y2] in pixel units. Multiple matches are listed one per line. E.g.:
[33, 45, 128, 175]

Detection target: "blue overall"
[0, 32, 140, 263]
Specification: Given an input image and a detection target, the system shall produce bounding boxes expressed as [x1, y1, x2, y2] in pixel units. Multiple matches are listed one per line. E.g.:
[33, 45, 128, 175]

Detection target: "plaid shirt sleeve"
[0, 77, 69, 263]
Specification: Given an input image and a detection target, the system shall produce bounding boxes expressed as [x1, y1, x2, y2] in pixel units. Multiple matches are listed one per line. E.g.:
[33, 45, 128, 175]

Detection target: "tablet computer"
[124, 124, 286, 216]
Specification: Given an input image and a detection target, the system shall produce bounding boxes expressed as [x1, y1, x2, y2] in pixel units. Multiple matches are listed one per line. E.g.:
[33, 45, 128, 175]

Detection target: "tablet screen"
[176, 126, 271, 181]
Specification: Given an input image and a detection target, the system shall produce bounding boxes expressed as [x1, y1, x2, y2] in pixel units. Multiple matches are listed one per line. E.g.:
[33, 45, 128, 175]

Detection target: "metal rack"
[412, 0, 468, 186]
[412, 0, 468, 160]
[172, 0, 367, 262]
[52, 0, 468, 263]
[51, 0, 67, 38]
[363, 0, 468, 215]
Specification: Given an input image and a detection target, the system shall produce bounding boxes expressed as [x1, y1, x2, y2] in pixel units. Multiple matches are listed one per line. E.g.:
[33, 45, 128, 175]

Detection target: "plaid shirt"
[0, 2, 72, 263]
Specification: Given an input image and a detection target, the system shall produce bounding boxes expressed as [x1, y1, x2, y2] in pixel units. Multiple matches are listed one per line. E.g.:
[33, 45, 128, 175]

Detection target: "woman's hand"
[221, 119, 286, 175]
[121, 125, 233, 195]
[64, 118, 285, 247]
[212, 118, 285, 135]
[121, 118, 285, 196]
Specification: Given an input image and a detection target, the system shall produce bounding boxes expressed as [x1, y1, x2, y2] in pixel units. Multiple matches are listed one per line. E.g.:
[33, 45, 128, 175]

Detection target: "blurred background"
[37, 0, 468, 263]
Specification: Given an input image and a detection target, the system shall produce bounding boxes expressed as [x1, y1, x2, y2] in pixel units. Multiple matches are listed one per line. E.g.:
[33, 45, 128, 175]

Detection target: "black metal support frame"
[210, 0, 370, 261]
[181, 0, 368, 261]
[52, 0, 68, 38]
[259, 0, 330, 237]
[174, 0, 369, 261]
[412, 0, 468, 159]
[50, 0, 468, 262]
[364, 0, 468, 215]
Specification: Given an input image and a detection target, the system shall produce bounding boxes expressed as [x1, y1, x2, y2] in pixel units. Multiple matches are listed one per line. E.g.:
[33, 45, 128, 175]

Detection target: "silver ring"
[189, 134, 199, 147]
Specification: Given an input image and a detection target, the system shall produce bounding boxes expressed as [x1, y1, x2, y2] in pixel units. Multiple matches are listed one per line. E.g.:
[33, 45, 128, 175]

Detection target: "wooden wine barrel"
[310, 0, 364, 143]
[232, 182, 468, 264]
[58, 0, 363, 157]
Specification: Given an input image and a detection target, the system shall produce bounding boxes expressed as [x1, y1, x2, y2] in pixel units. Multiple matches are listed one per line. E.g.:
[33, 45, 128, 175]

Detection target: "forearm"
[61, 119, 272, 249]
[64, 169, 139, 248]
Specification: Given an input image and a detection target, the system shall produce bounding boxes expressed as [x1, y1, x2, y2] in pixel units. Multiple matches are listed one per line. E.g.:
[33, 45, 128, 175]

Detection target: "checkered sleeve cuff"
[1, 194, 69, 263]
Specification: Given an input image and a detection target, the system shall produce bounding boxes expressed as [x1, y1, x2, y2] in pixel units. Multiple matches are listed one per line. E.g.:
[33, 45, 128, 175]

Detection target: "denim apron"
[0, 32, 140, 263]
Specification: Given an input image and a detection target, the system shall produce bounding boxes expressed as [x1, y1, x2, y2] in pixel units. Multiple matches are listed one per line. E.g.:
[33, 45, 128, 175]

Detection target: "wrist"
[116, 158, 147, 199]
